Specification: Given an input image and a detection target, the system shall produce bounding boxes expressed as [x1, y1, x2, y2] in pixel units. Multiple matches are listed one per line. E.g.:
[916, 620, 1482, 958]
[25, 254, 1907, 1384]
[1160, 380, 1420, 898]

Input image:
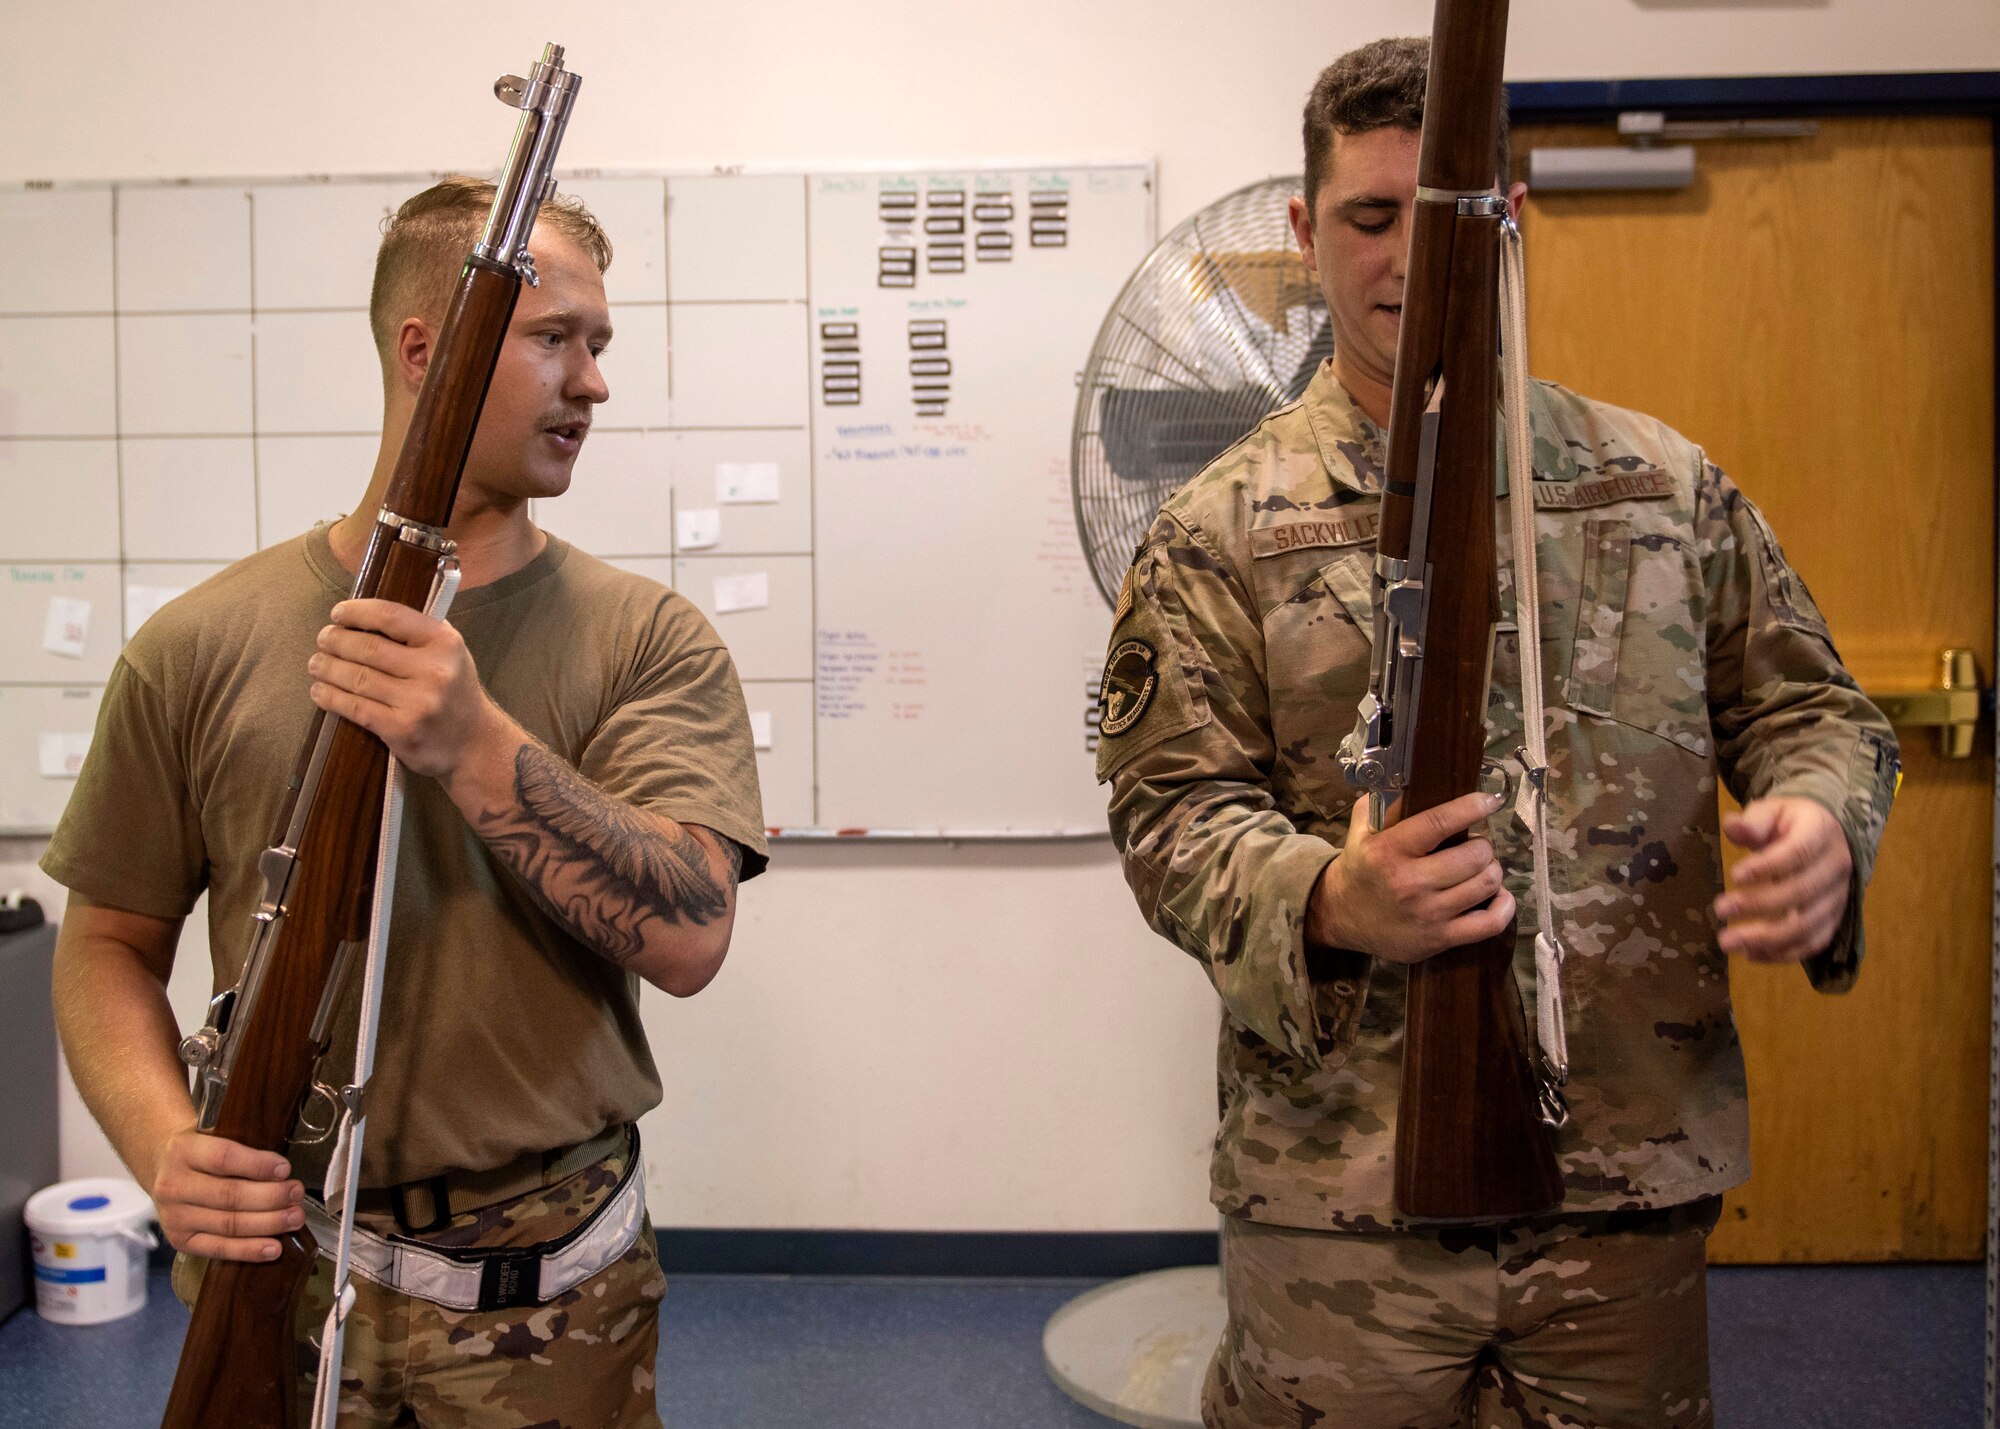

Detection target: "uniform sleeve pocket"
[1095, 593, 1211, 783]
[1744, 501, 1832, 635]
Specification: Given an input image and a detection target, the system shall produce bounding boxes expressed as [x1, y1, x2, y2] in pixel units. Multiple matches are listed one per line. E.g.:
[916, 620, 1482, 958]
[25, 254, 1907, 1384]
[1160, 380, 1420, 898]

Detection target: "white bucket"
[24, 1178, 158, 1325]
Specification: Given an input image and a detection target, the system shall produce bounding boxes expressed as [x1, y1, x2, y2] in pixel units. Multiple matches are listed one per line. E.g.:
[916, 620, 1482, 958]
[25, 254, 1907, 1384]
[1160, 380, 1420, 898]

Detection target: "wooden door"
[1515, 116, 1995, 1261]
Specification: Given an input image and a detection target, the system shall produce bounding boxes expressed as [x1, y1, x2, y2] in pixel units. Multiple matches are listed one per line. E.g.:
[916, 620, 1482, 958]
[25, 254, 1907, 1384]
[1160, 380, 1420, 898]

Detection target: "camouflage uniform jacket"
[1097, 361, 1898, 1231]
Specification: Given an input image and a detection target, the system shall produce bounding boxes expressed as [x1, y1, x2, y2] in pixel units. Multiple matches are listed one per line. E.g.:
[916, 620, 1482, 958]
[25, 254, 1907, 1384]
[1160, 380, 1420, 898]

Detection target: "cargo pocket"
[1564, 517, 1709, 757]
[1317, 551, 1377, 636]
[1262, 551, 1378, 824]
[1566, 518, 1630, 717]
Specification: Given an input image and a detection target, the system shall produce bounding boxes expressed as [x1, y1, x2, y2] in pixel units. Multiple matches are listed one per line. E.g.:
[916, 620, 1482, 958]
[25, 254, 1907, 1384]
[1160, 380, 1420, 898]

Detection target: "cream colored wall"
[8, 2, 1996, 236]
[6, 0, 1994, 1231]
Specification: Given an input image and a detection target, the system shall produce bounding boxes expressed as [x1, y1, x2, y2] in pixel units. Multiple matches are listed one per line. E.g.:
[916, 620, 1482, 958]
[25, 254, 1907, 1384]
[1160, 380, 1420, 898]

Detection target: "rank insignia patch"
[1100, 639, 1158, 737]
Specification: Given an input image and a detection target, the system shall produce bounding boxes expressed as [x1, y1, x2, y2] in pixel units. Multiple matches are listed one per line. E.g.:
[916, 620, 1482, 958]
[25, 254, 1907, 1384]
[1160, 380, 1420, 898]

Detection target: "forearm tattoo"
[474, 742, 739, 966]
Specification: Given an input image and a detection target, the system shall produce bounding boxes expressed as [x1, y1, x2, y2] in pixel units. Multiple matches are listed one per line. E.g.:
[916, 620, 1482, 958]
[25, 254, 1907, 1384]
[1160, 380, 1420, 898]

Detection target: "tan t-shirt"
[43, 524, 768, 1185]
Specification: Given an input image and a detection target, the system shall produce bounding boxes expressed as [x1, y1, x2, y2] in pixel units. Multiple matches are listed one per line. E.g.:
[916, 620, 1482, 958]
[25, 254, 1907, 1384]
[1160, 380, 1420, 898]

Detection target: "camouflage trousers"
[1202, 1198, 1722, 1429]
[173, 1137, 666, 1428]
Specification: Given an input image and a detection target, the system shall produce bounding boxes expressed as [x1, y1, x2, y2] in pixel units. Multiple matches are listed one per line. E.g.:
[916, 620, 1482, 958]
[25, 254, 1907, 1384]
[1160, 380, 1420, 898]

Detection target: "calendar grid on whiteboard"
[0, 165, 1153, 836]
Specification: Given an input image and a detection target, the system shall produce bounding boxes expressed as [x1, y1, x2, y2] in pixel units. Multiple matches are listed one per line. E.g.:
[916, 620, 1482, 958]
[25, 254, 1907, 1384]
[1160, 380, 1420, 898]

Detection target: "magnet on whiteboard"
[677, 508, 722, 550]
[124, 585, 187, 637]
[38, 731, 91, 779]
[716, 462, 781, 504]
[42, 598, 90, 659]
[713, 572, 770, 614]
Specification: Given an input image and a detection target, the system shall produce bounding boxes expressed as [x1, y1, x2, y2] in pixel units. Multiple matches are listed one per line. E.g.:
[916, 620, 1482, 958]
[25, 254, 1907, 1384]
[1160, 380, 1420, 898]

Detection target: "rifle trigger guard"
[293, 1079, 343, 1146]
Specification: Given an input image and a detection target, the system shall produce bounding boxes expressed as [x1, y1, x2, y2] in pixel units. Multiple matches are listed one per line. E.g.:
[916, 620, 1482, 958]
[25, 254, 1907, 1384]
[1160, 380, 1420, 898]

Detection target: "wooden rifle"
[1336, 0, 1565, 1221]
[159, 44, 581, 1428]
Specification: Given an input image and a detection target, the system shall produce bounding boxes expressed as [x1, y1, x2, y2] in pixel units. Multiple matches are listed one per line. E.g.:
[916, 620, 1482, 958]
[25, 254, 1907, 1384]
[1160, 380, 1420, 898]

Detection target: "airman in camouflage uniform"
[1098, 38, 1896, 1429]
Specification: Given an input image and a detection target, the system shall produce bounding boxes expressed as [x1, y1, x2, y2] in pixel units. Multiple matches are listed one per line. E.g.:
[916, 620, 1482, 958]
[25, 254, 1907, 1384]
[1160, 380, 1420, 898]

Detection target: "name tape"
[1250, 510, 1381, 558]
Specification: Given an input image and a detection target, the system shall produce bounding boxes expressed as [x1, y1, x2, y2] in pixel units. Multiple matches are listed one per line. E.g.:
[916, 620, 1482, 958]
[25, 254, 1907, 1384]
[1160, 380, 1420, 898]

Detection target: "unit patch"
[1099, 639, 1159, 737]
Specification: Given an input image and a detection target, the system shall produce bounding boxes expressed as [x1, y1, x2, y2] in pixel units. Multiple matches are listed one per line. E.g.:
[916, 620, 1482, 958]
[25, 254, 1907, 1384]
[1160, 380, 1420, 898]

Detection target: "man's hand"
[308, 598, 510, 780]
[1715, 797, 1853, 963]
[147, 1125, 304, 1262]
[1307, 790, 1515, 964]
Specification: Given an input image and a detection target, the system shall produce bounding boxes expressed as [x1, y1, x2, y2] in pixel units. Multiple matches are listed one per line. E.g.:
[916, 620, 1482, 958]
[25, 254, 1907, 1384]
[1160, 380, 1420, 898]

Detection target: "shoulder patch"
[1099, 639, 1158, 737]
[1094, 562, 1211, 784]
[1250, 508, 1381, 559]
[1534, 470, 1674, 510]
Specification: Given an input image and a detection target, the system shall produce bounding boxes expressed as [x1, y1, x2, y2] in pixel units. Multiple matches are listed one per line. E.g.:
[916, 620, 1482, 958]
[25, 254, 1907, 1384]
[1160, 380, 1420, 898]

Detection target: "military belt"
[353, 1122, 630, 1233]
[304, 1125, 645, 1314]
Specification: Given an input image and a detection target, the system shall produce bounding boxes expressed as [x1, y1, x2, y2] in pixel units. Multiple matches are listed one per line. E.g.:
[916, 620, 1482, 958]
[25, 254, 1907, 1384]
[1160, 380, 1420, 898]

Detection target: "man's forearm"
[446, 722, 740, 993]
[52, 924, 198, 1188]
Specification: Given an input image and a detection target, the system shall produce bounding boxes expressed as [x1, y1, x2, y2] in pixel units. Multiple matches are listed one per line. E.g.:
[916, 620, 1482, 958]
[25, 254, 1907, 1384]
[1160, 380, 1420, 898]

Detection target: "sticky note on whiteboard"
[38, 731, 91, 779]
[42, 597, 90, 659]
[125, 585, 187, 636]
[749, 711, 773, 750]
[716, 462, 781, 504]
[677, 508, 722, 550]
[712, 572, 769, 614]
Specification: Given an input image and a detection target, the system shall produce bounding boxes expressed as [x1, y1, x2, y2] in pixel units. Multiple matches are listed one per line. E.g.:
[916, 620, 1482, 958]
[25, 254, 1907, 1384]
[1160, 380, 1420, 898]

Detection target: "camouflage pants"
[174, 1139, 666, 1428]
[1202, 1199, 1721, 1429]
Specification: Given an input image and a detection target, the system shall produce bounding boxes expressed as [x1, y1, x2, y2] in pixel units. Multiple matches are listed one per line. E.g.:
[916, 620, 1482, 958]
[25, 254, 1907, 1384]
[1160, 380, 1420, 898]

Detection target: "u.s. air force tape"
[1099, 639, 1158, 737]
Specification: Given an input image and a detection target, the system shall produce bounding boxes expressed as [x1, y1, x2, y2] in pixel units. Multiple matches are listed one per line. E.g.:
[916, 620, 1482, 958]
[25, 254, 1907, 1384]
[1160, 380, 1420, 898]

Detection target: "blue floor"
[0, 1264, 1981, 1427]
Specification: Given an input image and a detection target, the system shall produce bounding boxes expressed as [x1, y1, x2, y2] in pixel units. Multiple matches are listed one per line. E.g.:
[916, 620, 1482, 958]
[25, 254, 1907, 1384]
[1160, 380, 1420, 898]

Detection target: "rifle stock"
[159, 279, 519, 1429]
[161, 43, 580, 1426]
[159, 1241, 317, 1426]
[1353, 0, 1565, 1221]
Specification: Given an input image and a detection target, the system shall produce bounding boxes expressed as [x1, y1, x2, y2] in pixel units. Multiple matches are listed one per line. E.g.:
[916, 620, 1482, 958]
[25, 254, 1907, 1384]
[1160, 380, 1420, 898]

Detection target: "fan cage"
[1072, 176, 1332, 609]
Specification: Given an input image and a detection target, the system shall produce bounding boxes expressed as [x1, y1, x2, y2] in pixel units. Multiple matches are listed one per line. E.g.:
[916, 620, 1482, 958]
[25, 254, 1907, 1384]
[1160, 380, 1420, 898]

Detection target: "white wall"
[7, 0, 1996, 1233]
[7, 2, 1996, 235]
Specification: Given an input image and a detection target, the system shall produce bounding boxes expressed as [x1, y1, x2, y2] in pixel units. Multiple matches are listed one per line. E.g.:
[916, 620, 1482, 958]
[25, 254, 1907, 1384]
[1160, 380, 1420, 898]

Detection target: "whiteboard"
[0, 167, 1153, 836]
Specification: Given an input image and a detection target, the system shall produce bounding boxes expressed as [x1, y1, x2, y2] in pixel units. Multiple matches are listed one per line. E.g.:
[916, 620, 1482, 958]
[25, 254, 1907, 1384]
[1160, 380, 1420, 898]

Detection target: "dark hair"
[368, 176, 613, 360]
[1301, 36, 1511, 207]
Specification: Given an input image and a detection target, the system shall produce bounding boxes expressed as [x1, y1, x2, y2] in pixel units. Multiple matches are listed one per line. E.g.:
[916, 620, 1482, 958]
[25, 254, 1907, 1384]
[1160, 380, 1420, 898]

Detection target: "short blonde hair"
[368, 176, 613, 360]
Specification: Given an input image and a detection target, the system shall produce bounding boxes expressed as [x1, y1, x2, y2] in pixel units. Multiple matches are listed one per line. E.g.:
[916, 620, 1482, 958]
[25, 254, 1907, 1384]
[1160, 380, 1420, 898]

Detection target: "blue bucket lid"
[26, 1178, 155, 1235]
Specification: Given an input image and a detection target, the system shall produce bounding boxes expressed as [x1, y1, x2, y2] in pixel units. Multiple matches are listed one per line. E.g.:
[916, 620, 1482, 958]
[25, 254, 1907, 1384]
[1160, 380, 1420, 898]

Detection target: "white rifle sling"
[310, 560, 461, 1429]
[1498, 217, 1572, 1128]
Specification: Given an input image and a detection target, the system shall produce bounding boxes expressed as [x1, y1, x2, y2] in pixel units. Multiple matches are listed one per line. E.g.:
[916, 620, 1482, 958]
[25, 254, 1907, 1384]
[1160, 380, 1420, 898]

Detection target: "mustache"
[541, 410, 593, 431]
